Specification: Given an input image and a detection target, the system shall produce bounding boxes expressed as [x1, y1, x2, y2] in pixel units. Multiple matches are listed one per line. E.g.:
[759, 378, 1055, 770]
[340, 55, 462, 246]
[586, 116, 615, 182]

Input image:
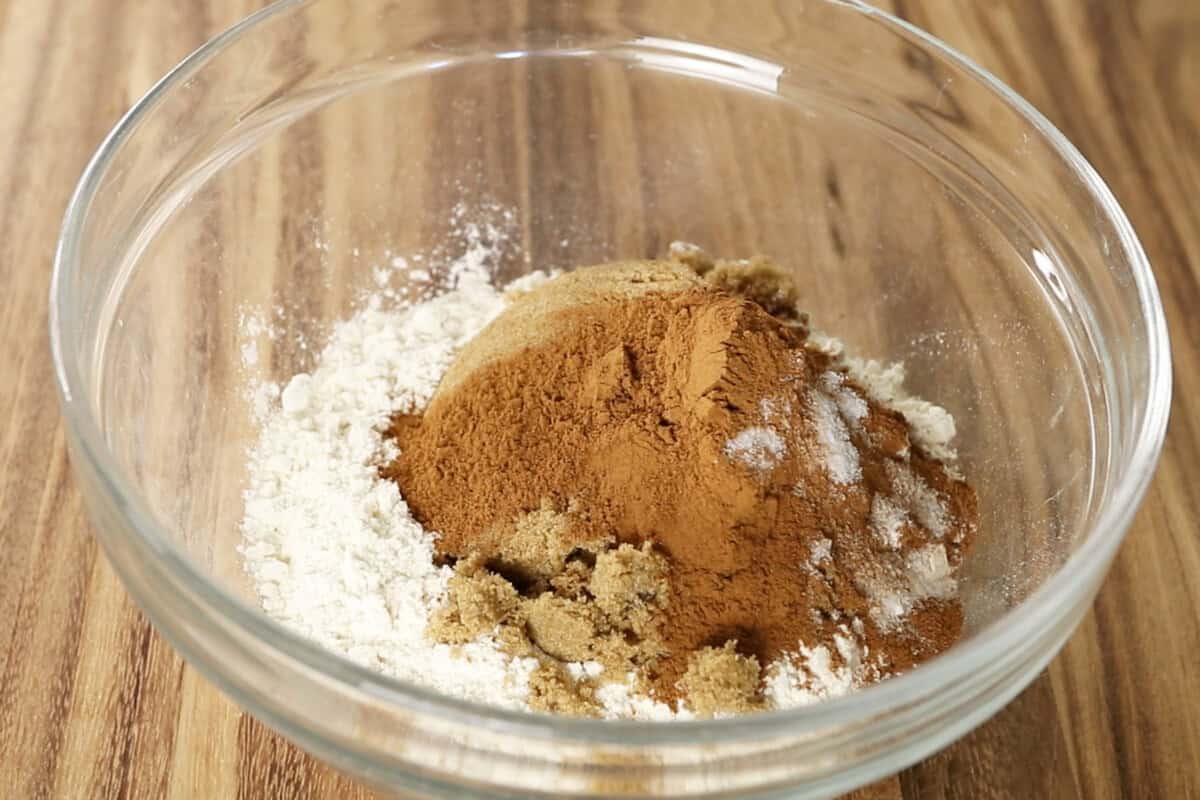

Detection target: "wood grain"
[1, 0, 1198, 797]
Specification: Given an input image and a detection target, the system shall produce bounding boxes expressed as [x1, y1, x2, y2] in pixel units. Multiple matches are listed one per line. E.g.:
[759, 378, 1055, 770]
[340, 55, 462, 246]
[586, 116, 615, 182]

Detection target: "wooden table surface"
[2, 1, 1198, 797]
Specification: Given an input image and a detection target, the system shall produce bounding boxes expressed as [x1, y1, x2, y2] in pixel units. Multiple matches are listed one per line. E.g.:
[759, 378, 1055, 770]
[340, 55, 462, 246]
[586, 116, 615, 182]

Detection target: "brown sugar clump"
[523, 594, 603, 662]
[427, 555, 520, 644]
[389, 251, 979, 715]
[589, 543, 669, 635]
[528, 661, 601, 717]
[679, 642, 764, 717]
[493, 502, 579, 585]
[424, 510, 673, 715]
[671, 243, 804, 323]
[482, 500, 610, 588]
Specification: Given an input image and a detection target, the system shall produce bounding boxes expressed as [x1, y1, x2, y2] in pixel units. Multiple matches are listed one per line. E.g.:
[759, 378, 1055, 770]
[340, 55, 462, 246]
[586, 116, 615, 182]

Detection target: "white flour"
[763, 625, 876, 708]
[724, 426, 787, 472]
[809, 330, 957, 464]
[859, 543, 958, 631]
[240, 238, 966, 718]
[808, 387, 862, 485]
[240, 241, 542, 710]
[870, 494, 908, 550]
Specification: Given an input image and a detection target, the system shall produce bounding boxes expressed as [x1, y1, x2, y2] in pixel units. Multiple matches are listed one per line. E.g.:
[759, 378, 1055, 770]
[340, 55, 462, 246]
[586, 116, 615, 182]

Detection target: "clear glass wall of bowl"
[52, 0, 1168, 796]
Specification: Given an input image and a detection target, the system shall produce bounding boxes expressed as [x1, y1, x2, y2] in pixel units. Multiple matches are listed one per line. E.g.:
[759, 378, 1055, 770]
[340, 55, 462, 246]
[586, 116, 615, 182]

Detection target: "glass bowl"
[50, 0, 1170, 796]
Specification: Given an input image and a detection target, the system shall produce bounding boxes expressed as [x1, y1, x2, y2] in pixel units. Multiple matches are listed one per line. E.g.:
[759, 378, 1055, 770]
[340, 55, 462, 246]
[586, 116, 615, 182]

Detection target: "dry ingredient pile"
[241, 240, 978, 720]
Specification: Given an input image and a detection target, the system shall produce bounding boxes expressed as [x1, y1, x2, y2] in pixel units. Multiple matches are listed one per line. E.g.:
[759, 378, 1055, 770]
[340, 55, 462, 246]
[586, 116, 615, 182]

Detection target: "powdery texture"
[724, 426, 788, 472]
[808, 388, 862, 485]
[807, 334, 958, 464]
[763, 628, 875, 707]
[384, 255, 978, 709]
[243, 243, 977, 719]
[239, 258, 544, 710]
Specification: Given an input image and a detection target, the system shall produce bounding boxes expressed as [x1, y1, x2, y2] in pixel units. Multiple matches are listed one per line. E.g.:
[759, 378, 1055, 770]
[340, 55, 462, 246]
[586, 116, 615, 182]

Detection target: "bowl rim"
[50, 0, 1172, 745]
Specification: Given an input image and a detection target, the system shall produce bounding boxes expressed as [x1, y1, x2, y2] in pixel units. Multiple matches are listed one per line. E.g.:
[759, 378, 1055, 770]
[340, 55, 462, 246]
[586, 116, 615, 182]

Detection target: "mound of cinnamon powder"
[383, 252, 978, 715]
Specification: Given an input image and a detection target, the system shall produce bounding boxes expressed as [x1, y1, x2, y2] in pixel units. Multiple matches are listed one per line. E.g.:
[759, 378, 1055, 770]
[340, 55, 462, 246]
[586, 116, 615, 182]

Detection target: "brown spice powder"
[385, 256, 978, 712]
